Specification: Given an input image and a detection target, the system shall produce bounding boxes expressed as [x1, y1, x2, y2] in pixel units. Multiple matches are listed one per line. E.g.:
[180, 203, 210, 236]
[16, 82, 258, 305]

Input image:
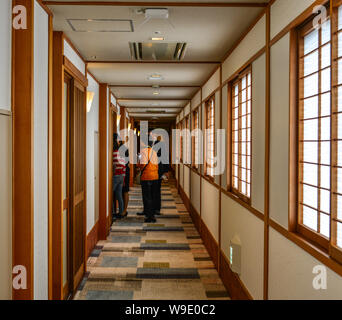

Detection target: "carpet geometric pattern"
[74, 181, 230, 300]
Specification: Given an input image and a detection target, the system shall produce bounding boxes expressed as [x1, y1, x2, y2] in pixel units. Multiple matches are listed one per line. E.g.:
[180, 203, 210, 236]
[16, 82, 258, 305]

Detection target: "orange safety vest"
[139, 147, 159, 181]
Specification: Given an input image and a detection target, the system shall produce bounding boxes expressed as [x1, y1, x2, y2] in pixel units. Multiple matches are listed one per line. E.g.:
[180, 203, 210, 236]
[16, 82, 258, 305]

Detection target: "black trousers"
[155, 179, 162, 212]
[141, 180, 159, 219]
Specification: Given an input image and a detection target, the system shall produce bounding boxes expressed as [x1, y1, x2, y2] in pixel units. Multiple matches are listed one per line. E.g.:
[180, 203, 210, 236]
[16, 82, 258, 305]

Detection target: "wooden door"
[69, 79, 86, 291]
[95, 132, 100, 223]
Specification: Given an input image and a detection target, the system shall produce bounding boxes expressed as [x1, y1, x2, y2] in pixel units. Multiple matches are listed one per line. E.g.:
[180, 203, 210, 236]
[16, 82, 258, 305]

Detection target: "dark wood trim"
[200, 220, 219, 269]
[86, 220, 99, 259]
[201, 86, 220, 105]
[63, 56, 88, 88]
[87, 70, 100, 85]
[118, 98, 190, 102]
[51, 31, 64, 300]
[36, 0, 54, 16]
[110, 85, 201, 88]
[263, 5, 271, 300]
[99, 84, 108, 240]
[219, 252, 253, 300]
[12, 0, 35, 300]
[43, 1, 268, 7]
[218, 66, 222, 272]
[88, 60, 221, 64]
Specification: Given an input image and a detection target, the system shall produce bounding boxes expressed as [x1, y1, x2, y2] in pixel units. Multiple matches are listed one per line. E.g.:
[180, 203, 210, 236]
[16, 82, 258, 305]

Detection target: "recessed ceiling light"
[151, 37, 164, 41]
[153, 91, 160, 95]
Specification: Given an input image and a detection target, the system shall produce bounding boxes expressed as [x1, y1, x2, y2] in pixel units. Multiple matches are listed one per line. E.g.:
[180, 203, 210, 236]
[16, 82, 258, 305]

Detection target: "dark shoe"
[137, 212, 145, 216]
[121, 211, 128, 218]
[154, 211, 161, 215]
[144, 217, 156, 223]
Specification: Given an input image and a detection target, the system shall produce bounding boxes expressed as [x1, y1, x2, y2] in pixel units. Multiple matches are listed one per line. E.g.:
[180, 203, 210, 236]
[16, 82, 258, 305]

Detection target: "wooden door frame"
[51, 31, 88, 299]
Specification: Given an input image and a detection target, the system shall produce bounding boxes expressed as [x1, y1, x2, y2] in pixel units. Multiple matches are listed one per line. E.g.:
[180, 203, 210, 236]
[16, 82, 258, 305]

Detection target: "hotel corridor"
[74, 180, 229, 300]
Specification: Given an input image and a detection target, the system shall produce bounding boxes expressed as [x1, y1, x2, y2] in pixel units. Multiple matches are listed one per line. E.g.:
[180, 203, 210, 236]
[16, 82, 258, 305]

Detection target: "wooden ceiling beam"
[110, 85, 200, 88]
[44, 1, 268, 8]
[118, 98, 190, 101]
[88, 60, 221, 64]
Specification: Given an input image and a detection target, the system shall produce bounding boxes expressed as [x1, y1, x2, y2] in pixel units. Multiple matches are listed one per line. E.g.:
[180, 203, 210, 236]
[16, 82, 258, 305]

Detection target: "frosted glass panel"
[303, 206, 318, 231]
[320, 165, 330, 189]
[320, 117, 330, 141]
[303, 184, 318, 209]
[303, 119, 318, 141]
[321, 68, 331, 93]
[303, 96, 318, 119]
[339, 60, 342, 85]
[338, 168, 342, 194]
[304, 73, 318, 98]
[304, 51, 318, 76]
[303, 163, 318, 186]
[304, 29, 319, 55]
[337, 223, 342, 248]
[320, 142, 330, 165]
[321, 19, 330, 44]
[339, 6, 342, 31]
[321, 44, 331, 69]
[303, 142, 318, 164]
[338, 195, 342, 221]
[320, 189, 330, 214]
[320, 213, 330, 238]
[321, 93, 330, 117]
[338, 141, 342, 166]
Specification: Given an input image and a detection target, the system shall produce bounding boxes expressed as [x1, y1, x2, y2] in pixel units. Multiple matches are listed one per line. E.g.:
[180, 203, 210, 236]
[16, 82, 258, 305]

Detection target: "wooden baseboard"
[200, 220, 219, 269]
[86, 220, 99, 259]
[219, 252, 253, 300]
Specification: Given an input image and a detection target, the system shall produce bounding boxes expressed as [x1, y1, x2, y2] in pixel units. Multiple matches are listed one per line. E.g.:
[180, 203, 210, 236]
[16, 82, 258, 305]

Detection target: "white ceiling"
[47, 1, 267, 122]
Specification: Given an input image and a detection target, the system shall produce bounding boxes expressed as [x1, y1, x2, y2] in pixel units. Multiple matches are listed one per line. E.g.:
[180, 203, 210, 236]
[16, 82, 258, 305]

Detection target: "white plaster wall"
[184, 103, 191, 117]
[0, 0, 11, 111]
[86, 74, 99, 233]
[221, 193, 264, 300]
[251, 54, 266, 214]
[184, 165, 190, 198]
[269, 33, 290, 229]
[201, 179, 219, 241]
[270, 0, 316, 40]
[222, 14, 266, 82]
[64, 39, 85, 75]
[0, 114, 12, 300]
[33, 2, 49, 300]
[269, 228, 342, 300]
[202, 69, 220, 101]
[191, 171, 201, 214]
[191, 90, 201, 109]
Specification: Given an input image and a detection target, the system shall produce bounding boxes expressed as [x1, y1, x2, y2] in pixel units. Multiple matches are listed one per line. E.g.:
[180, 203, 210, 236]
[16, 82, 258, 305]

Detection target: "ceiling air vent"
[129, 42, 187, 61]
[147, 110, 167, 114]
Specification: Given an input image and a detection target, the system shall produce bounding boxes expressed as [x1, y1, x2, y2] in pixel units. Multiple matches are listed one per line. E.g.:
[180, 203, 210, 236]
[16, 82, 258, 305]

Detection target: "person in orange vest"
[137, 134, 159, 223]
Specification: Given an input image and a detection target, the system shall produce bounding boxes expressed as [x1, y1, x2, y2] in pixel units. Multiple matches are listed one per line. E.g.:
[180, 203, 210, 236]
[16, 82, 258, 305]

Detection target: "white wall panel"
[0, 114, 12, 299]
[222, 15, 266, 82]
[201, 179, 219, 241]
[221, 193, 264, 299]
[251, 54, 266, 213]
[0, 0, 11, 111]
[33, 2, 49, 300]
[184, 165, 190, 197]
[180, 164, 184, 188]
[269, 228, 342, 300]
[64, 39, 85, 75]
[269, 34, 290, 229]
[202, 69, 220, 101]
[270, 0, 316, 40]
[86, 74, 99, 233]
[191, 171, 201, 214]
[191, 90, 201, 109]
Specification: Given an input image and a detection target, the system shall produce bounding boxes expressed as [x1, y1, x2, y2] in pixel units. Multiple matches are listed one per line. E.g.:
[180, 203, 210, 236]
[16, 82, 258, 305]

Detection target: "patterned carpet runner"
[74, 180, 230, 300]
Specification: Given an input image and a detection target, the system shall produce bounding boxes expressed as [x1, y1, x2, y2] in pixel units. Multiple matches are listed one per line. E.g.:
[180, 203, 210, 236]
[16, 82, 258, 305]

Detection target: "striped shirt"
[113, 150, 126, 176]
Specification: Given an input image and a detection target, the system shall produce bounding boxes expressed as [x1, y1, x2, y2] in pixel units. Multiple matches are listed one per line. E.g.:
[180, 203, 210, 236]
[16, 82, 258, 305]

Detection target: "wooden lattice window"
[185, 115, 190, 164]
[205, 96, 215, 178]
[192, 108, 200, 169]
[295, 3, 342, 263]
[231, 68, 252, 203]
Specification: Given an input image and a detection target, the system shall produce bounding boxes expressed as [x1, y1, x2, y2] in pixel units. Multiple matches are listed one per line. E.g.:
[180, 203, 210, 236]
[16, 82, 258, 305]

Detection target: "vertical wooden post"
[51, 31, 64, 300]
[12, 0, 35, 300]
[99, 84, 108, 240]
